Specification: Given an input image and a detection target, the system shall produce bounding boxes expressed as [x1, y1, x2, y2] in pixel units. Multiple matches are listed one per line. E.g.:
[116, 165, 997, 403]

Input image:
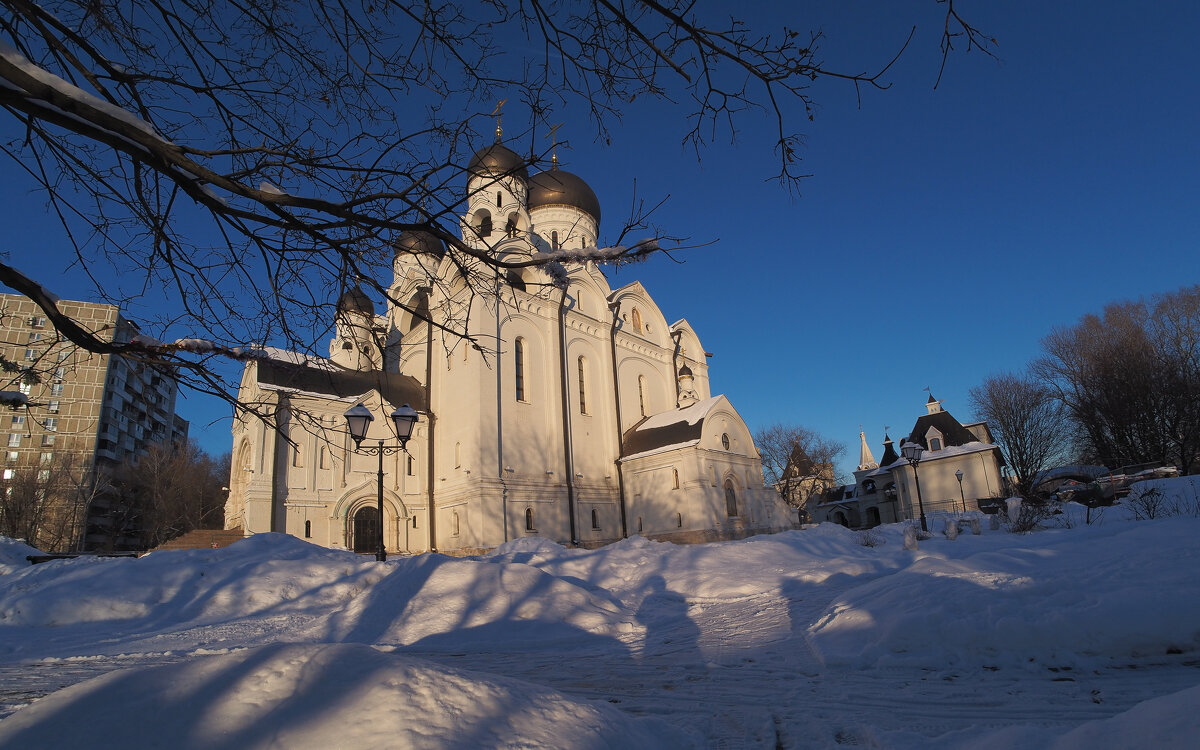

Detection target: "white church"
[224, 132, 794, 554]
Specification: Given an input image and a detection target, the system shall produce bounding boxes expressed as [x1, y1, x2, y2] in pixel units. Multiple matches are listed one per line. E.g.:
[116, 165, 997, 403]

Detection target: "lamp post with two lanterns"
[343, 402, 419, 561]
[900, 441, 929, 532]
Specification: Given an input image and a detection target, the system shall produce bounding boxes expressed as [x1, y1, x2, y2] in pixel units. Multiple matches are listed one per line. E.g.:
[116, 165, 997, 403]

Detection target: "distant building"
[224, 135, 794, 554]
[0, 294, 188, 551]
[812, 395, 1006, 528]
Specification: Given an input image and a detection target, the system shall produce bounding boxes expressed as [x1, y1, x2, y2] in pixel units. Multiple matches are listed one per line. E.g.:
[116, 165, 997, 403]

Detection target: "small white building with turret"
[223, 132, 794, 554]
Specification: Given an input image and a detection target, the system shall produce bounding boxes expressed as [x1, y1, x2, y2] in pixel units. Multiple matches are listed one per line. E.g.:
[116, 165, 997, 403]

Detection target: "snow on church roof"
[620, 396, 722, 460]
[255, 353, 426, 410]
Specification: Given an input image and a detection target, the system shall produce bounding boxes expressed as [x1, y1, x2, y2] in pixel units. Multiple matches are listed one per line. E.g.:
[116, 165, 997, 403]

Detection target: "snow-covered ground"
[1, 477, 1199, 749]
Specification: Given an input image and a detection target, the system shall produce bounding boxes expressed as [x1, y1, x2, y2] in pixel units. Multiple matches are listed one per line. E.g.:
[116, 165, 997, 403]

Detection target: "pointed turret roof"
[879, 433, 900, 467]
[857, 428, 878, 471]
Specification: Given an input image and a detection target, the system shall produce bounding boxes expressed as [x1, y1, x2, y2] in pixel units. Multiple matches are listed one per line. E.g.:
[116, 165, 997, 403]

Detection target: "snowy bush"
[1127, 486, 1170, 520]
[969, 517, 982, 535]
[943, 518, 958, 540]
[902, 525, 919, 551]
[855, 529, 885, 548]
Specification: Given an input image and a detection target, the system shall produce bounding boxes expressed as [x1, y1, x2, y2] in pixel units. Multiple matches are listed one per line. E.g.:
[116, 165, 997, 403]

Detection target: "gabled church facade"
[223, 134, 793, 554]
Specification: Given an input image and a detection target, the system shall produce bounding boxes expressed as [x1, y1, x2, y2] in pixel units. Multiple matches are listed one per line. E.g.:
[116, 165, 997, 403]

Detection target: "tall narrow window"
[515, 338, 526, 401]
[304, 520, 312, 538]
[638, 375, 648, 417]
[452, 512, 461, 536]
[496, 191, 503, 207]
[291, 443, 303, 467]
[551, 230, 559, 250]
[591, 509, 600, 529]
[631, 308, 642, 332]
[725, 479, 738, 517]
[672, 468, 680, 489]
[721, 433, 730, 450]
[525, 507, 535, 531]
[577, 357, 587, 414]
[479, 213, 492, 237]
[406, 454, 415, 476]
[319, 446, 330, 469]
[454, 442, 461, 468]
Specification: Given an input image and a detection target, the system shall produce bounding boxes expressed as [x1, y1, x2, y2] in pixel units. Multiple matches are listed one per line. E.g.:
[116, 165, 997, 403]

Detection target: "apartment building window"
[6, 451, 17, 463]
[10, 416, 23, 427]
[24, 348, 35, 361]
[50, 383, 63, 396]
[53, 367, 65, 380]
[44, 418, 57, 432]
[29, 316, 46, 328]
[2, 469, 12, 480]
[47, 401, 59, 414]
[28, 333, 42, 343]
[37, 470, 50, 482]
[7, 434, 20, 448]
[40, 452, 53, 465]
[19, 382, 32, 396]
[41, 434, 55, 447]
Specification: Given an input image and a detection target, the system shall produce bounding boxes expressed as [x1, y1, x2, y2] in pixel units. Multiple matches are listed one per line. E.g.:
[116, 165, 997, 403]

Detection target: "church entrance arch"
[352, 506, 380, 553]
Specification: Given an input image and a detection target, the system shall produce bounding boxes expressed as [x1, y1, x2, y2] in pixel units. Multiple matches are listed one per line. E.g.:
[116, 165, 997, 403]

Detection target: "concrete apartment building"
[1, 293, 188, 551]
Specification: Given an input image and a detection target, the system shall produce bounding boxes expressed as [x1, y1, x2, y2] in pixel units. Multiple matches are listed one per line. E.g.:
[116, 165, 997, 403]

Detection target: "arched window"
[525, 507, 535, 531]
[638, 374, 648, 417]
[506, 269, 526, 291]
[506, 212, 519, 238]
[721, 433, 730, 451]
[676, 512, 683, 528]
[496, 191, 503, 207]
[291, 443, 303, 468]
[672, 468, 680, 489]
[479, 212, 492, 237]
[577, 356, 588, 414]
[452, 511, 460, 536]
[631, 308, 642, 332]
[319, 446, 330, 470]
[591, 509, 600, 529]
[551, 230, 559, 250]
[454, 441, 461, 468]
[304, 520, 312, 538]
[406, 454, 415, 476]
[515, 338, 526, 401]
[863, 480, 877, 494]
[724, 479, 738, 517]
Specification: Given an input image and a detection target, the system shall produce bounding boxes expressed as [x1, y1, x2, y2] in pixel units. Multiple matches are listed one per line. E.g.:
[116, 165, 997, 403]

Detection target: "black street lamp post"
[344, 402, 419, 561]
[955, 469, 967, 513]
[901, 441, 929, 532]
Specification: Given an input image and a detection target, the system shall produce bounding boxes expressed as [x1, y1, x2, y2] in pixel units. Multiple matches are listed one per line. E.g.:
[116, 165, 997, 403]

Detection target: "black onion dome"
[393, 230, 446, 258]
[467, 142, 529, 181]
[527, 169, 601, 224]
[337, 287, 374, 316]
[678, 363, 693, 378]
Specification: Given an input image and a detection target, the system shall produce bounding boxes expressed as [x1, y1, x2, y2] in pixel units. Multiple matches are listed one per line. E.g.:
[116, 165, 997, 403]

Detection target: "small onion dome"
[468, 142, 529, 181]
[528, 169, 601, 224]
[337, 286, 374, 316]
[393, 230, 446, 258]
[677, 363, 693, 378]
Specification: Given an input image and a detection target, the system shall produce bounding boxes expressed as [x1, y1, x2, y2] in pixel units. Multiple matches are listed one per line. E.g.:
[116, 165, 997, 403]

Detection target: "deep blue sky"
[3, 1, 1198, 479]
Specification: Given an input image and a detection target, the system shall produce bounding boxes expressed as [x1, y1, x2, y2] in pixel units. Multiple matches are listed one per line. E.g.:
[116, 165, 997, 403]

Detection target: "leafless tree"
[1035, 286, 1200, 476]
[0, 1, 993, 415]
[0, 451, 98, 551]
[969, 371, 1071, 498]
[107, 440, 229, 548]
[754, 422, 844, 522]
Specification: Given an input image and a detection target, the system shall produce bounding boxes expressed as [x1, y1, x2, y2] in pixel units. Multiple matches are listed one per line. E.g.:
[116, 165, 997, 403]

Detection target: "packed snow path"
[2, 497, 1200, 748]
